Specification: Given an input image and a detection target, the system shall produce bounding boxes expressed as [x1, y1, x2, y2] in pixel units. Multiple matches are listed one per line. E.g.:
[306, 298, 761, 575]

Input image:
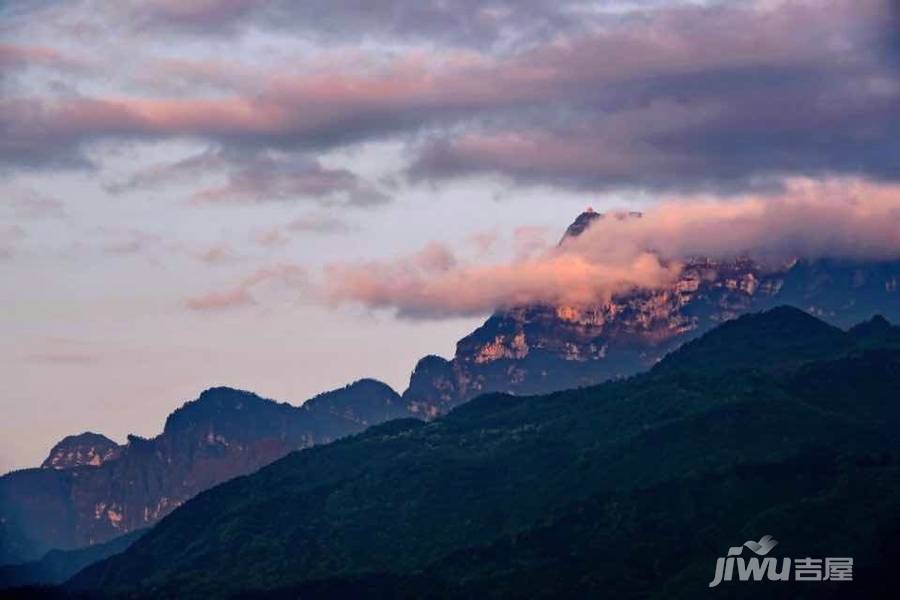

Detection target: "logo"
[708, 535, 853, 588]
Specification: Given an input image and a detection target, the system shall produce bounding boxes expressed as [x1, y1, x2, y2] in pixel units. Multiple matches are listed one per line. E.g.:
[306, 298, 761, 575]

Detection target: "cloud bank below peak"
[322, 179, 900, 318]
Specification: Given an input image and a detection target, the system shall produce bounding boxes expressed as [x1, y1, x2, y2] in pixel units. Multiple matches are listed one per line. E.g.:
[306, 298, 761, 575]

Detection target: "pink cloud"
[195, 243, 238, 265]
[0, 43, 79, 69]
[468, 230, 499, 256]
[570, 178, 900, 264]
[185, 263, 307, 311]
[8, 1, 883, 147]
[0, 225, 26, 259]
[253, 228, 289, 248]
[3, 0, 894, 192]
[325, 248, 678, 319]
[324, 178, 900, 318]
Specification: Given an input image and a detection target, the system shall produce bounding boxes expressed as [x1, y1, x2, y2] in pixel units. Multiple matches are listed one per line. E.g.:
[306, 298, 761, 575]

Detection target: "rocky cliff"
[402, 211, 900, 413]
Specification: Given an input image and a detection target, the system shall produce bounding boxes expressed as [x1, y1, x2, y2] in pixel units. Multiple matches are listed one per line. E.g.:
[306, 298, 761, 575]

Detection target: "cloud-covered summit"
[324, 178, 900, 318]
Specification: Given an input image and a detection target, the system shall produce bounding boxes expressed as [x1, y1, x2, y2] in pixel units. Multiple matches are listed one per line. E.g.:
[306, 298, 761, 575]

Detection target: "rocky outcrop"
[402, 212, 900, 411]
[41, 433, 120, 470]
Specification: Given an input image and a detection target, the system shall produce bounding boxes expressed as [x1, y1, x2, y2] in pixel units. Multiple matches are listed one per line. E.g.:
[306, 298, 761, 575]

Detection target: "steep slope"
[652, 305, 851, 375]
[0, 380, 409, 565]
[402, 212, 900, 414]
[69, 309, 900, 598]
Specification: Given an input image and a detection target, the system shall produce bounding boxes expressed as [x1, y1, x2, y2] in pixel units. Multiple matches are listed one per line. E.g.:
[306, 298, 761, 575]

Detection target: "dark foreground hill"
[66, 307, 900, 598]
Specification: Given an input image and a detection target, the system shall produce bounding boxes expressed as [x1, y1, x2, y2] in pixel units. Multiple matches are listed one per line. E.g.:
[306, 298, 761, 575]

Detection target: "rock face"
[559, 207, 603, 240]
[402, 211, 900, 413]
[40, 433, 120, 470]
[0, 381, 409, 564]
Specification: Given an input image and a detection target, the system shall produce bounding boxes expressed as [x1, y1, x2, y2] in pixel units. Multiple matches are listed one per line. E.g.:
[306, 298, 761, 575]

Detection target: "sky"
[1, 0, 898, 473]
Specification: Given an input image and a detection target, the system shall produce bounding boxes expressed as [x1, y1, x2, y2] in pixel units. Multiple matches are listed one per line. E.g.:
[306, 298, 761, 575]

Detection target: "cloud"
[323, 178, 900, 318]
[252, 227, 289, 248]
[194, 243, 238, 265]
[0, 43, 73, 69]
[108, 147, 388, 206]
[185, 263, 307, 310]
[99, 229, 162, 256]
[3, 0, 897, 194]
[468, 230, 499, 256]
[408, 0, 900, 192]
[3, 187, 65, 219]
[325, 244, 678, 319]
[128, 0, 589, 47]
[250, 213, 351, 250]
[26, 351, 99, 365]
[0, 224, 26, 259]
[131, 0, 263, 34]
[287, 213, 353, 234]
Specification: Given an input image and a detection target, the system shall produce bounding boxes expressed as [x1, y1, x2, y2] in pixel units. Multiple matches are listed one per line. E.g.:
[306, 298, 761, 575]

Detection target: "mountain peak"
[849, 314, 892, 335]
[303, 378, 405, 426]
[848, 314, 900, 346]
[560, 208, 603, 242]
[559, 208, 643, 244]
[41, 432, 120, 470]
[163, 387, 284, 435]
[654, 306, 848, 375]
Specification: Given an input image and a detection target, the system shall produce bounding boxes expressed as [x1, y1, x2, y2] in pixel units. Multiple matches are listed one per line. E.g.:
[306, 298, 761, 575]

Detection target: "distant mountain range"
[63, 308, 900, 598]
[0, 380, 409, 566]
[0, 529, 145, 589]
[2, 210, 899, 576]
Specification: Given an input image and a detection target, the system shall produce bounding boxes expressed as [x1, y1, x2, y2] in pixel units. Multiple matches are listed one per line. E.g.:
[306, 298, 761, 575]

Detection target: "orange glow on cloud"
[323, 179, 900, 318]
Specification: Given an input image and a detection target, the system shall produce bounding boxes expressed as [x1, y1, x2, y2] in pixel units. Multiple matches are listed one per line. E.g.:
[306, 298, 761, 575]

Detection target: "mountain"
[66, 308, 900, 598]
[559, 206, 603, 240]
[40, 433, 120, 471]
[302, 379, 413, 426]
[401, 211, 900, 413]
[0, 529, 144, 589]
[0, 379, 410, 567]
[651, 306, 852, 375]
[5, 210, 900, 572]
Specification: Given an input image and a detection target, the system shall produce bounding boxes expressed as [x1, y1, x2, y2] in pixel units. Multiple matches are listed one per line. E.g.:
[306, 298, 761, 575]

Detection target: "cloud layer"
[185, 263, 307, 310]
[2, 0, 898, 195]
[324, 178, 900, 318]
